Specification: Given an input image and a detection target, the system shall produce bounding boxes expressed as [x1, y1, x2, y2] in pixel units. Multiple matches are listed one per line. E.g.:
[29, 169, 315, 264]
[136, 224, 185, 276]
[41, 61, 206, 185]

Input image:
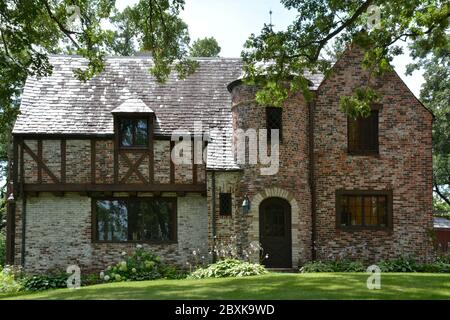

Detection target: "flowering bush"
[100, 245, 185, 282]
[0, 266, 22, 293]
[188, 259, 268, 279]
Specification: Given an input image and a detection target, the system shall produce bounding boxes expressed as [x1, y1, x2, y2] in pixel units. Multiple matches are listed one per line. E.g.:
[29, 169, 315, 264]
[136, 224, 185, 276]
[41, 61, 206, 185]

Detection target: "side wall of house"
[314, 45, 434, 262]
[13, 193, 208, 273]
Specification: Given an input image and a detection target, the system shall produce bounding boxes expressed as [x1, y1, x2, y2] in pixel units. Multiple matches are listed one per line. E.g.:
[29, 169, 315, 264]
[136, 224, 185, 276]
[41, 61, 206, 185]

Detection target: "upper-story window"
[266, 107, 283, 142]
[347, 108, 379, 155]
[119, 118, 148, 148]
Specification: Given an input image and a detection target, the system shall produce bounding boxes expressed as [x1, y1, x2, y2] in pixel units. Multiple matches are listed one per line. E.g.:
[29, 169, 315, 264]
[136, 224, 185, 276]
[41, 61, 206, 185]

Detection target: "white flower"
[121, 251, 127, 256]
[99, 271, 105, 279]
[193, 250, 197, 256]
[104, 275, 110, 281]
[136, 244, 143, 249]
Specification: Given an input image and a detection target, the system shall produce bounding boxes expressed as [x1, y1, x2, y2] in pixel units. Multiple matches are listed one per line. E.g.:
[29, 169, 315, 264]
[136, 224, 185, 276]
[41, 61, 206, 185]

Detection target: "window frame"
[347, 104, 381, 156]
[266, 107, 283, 143]
[335, 189, 393, 231]
[116, 114, 152, 150]
[91, 197, 178, 244]
[219, 193, 232, 216]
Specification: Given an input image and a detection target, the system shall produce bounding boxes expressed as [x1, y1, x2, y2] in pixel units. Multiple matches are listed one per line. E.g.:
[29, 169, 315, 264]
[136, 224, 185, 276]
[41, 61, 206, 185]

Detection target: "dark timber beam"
[23, 183, 207, 193]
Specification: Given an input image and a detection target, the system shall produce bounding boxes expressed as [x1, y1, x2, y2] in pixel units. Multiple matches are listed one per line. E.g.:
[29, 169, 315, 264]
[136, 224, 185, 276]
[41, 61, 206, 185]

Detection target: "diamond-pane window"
[266, 107, 283, 142]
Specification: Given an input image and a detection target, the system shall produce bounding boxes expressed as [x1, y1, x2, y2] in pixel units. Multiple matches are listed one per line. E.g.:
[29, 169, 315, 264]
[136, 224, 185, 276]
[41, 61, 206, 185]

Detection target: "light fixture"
[241, 195, 251, 214]
[7, 193, 15, 203]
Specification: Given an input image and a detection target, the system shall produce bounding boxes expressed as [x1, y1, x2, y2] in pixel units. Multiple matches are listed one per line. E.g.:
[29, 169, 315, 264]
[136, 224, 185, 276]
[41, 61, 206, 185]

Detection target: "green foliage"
[340, 87, 380, 119]
[101, 246, 185, 282]
[0, 230, 5, 267]
[300, 257, 450, 273]
[242, 0, 449, 116]
[189, 37, 221, 57]
[20, 273, 68, 292]
[300, 260, 366, 273]
[417, 43, 450, 208]
[188, 259, 268, 279]
[0, 266, 22, 293]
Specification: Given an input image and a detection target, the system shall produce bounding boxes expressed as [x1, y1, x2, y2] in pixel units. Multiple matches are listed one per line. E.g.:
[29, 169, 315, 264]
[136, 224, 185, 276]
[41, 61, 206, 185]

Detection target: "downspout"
[308, 97, 317, 261]
[211, 171, 217, 262]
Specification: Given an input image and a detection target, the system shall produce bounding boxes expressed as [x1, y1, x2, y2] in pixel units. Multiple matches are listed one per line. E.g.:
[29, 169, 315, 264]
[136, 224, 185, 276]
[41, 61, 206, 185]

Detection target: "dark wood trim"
[148, 116, 154, 184]
[23, 183, 206, 192]
[91, 139, 96, 184]
[120, 152, 148, 184]
[170, 140, 175, 184]
[5, 202, 16, 264]
[91, 196, 177, 243]
[12, 137, 19, 197]
[22, 141, 60, 183]
[192, 142, 197, 185]
[37, 139, 42, 184]
[113, 116, 119, 184]
[19, 138, 24, 195]
[335, 189, 393, 231]
[12, 133, 114, 139]
[61, 139, 66, 184]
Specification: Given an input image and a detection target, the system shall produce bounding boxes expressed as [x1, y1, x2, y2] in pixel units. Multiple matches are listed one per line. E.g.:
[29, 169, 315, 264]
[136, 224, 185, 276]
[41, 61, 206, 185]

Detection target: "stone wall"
[314, 44, 434, 262]
[14, 193, 208, 273]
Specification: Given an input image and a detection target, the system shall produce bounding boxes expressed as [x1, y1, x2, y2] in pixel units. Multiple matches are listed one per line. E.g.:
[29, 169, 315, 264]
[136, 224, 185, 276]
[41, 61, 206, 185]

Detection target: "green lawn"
[1, 273, 450, 300]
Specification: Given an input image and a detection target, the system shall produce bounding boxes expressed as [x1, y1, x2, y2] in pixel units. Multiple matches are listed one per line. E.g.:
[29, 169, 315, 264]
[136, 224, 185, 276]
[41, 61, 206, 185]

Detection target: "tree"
[189, 37, 221, 57]
[0, 0, 196, 164]
[418, 42, 450, 208]
[242, 0, 449, 117]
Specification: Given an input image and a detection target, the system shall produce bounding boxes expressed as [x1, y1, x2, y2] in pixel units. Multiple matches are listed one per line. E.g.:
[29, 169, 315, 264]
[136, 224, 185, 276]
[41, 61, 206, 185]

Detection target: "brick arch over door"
[249, 187, 301, 268]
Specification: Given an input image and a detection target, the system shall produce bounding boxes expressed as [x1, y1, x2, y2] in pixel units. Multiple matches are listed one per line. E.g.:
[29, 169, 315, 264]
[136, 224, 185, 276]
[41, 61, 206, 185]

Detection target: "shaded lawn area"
[1, 273, 450, 300]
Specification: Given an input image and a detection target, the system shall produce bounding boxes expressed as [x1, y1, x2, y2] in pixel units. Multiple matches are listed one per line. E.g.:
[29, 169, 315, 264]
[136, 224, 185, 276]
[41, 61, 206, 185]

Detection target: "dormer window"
[119, 118, 148, 148]
[111, 98, 154, 150]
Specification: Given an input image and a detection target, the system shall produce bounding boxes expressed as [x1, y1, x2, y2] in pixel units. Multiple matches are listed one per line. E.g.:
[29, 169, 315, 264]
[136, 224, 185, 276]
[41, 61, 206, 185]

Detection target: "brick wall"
[14, 193, 208, 274]
[314, 45, 434, 262]
[225, 85, 313, 267]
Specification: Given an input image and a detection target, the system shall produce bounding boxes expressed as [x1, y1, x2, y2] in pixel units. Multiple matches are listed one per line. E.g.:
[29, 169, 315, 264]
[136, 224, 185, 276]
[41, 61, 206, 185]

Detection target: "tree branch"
[40, 0, 82, 49]
[434, 181, 450, 206]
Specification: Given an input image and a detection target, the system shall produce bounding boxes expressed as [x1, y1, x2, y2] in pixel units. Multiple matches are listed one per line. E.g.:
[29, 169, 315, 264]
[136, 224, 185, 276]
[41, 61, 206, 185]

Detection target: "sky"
[116, 0, 424, 98]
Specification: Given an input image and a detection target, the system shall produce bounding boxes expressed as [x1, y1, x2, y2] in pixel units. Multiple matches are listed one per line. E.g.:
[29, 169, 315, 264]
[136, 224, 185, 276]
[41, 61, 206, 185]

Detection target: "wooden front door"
[259, 197, 292, 268]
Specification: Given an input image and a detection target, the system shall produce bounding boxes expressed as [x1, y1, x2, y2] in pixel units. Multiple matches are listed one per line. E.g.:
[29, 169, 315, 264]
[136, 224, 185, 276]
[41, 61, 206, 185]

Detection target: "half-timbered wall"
[18, 137, 206, 192]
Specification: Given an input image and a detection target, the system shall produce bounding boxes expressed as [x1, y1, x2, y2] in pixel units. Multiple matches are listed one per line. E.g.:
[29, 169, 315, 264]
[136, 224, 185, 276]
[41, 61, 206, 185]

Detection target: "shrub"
[20, 272, 68, 291]
[377, 257, 418, 273]
[188, 259, 268, 279]
[0, 266, 22, 293]
[100, 245, 184, 282]
[300, 260, 365, 273]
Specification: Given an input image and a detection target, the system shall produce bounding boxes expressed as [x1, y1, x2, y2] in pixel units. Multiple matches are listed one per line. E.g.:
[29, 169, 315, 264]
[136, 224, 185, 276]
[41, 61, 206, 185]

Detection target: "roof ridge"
[47, 54, 242, 61]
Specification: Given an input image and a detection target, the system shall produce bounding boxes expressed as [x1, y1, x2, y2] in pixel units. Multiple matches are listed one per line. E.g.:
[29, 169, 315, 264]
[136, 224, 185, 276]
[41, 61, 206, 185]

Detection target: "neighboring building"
[434, 217, 450, 252]
[5, 45, 434, 273]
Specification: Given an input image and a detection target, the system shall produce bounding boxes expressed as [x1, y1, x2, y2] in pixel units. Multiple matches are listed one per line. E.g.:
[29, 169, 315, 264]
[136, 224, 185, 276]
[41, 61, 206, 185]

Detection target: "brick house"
[5, 45, 434, 273]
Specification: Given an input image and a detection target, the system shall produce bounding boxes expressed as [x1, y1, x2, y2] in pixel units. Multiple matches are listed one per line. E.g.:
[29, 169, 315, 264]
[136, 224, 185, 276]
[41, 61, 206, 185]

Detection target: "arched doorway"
[259, 197, 292, 268]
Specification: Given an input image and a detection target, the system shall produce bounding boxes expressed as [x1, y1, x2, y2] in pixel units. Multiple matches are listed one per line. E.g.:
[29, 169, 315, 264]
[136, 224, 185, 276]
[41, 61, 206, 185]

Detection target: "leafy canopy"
[242, 0, 449, 116]
[189, 37, 221, 57]
[417, 37, 450, 208]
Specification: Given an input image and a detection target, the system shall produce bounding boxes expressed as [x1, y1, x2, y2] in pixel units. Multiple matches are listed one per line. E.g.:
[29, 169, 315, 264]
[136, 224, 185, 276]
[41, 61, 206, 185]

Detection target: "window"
[219, 193, 232, 216]
[119, 118, 148, 148]
[336, 190, 392, 229]
[348, 110, 379, 154]
[266, 107, 283, 142]
[94, 198, 176, 242]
